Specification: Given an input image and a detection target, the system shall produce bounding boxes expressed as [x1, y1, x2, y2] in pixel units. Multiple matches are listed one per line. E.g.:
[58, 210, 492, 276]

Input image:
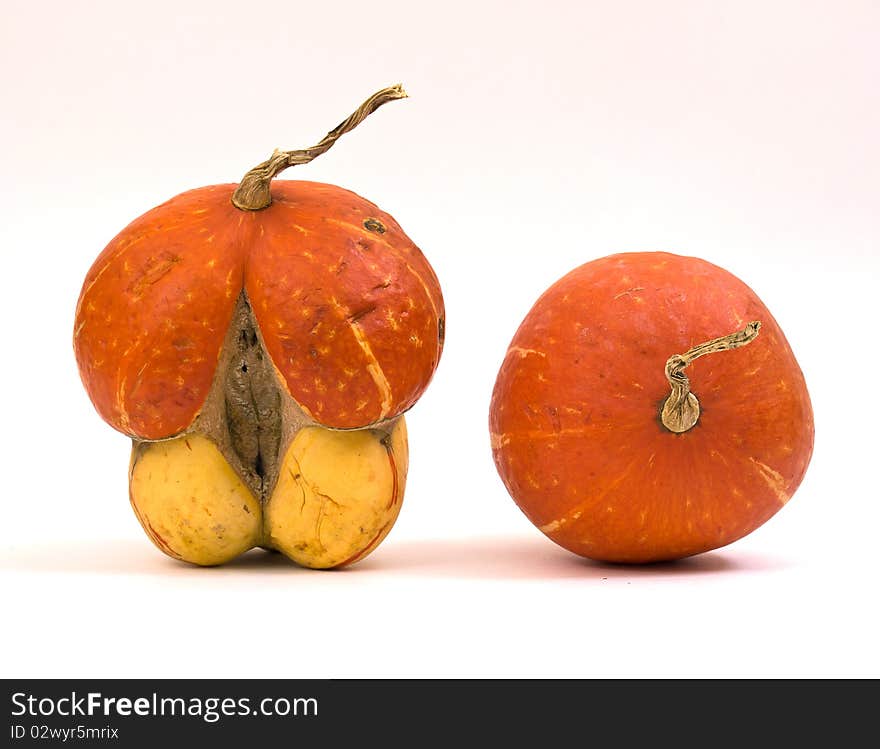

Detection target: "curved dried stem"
[661, 321, 761, 433]
[232, 84, 408, 211]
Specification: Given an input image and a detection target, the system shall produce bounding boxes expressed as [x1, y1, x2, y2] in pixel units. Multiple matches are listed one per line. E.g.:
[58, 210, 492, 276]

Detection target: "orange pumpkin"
[73, 85, 444, 568]
[75, 88, 443, 438]
[489, 251, 814, 563]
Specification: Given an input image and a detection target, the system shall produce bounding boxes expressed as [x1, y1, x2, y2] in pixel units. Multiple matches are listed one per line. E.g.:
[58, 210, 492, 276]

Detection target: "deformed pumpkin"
[74, 85, 444, 568]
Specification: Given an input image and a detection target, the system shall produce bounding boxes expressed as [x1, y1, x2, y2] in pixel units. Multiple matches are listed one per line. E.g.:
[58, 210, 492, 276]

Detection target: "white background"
[1, 1, 877, 678]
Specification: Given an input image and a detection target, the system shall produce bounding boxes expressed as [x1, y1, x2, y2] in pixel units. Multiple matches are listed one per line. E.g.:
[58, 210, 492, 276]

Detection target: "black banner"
[2, 679, 875, 745]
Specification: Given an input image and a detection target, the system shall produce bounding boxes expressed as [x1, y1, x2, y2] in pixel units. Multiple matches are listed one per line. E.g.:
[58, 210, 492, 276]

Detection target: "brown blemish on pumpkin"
[129, 254, 182, 298]
[347, 305, 377, 324]
[380, 433, 401, 510]
[334, 523, 390, 568]
[323, 216, 442, 322]
[144, 518, 182, 560]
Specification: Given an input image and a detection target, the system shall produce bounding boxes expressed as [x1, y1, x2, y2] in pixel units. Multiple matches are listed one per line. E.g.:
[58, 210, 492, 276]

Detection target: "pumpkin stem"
[660, 321, 761, 433]
[231, 84, 408, 211]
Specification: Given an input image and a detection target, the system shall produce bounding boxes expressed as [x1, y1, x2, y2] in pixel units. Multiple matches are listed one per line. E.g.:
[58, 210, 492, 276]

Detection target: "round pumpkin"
[489, 251, 814, 563]
[74, 85, 444, 568]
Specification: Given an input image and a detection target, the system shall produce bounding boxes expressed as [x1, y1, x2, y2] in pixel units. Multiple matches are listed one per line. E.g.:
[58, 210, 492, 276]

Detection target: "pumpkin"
[73, 85, 444, 568]
[489, 251, 813, 563]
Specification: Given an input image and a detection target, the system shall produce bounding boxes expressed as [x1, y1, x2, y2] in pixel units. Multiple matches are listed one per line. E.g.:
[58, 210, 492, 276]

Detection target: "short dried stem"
[661, 321, 761, 433]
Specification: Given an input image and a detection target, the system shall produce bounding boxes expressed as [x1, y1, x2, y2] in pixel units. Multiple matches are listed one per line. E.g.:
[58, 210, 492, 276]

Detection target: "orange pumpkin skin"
[489, 252, 814, 563]
[74, 180, 444, 439]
